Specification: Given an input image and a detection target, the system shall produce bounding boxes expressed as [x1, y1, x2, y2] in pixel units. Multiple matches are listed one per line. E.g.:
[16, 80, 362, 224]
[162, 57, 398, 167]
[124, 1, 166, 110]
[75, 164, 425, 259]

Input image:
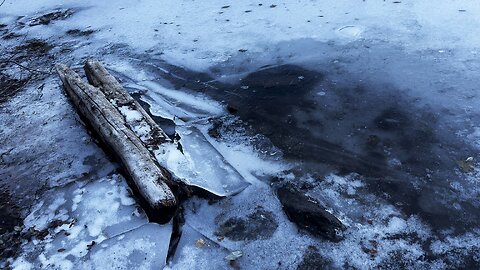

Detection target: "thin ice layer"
[13, 174, 150, 269]
[166, 224, 229, 270]
[195, 119, 289, 185]
[81, 223, 172, 270]
[140, 80, 224, 122]
[154, 125, 249, 196]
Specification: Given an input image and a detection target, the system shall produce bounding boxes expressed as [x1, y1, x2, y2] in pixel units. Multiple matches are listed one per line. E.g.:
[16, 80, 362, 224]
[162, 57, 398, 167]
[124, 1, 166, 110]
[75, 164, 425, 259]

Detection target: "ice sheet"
[166, 224, 229, 270]
[140, 80, 224, 123]
[154, 125, 249, 196]
[3, 1, 480, 71]
[82, 223, 172, 270]
[13, 174, 149, 269]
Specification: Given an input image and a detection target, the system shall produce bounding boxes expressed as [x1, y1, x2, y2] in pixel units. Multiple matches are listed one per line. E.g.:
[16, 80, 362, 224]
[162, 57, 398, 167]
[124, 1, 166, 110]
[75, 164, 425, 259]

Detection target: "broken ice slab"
[139, 80, 224, 123]
[167, 224, 229, 269]
[16, 174, 149, 268]
[82, 223, 172, 269]
[154, 125, 250, 197]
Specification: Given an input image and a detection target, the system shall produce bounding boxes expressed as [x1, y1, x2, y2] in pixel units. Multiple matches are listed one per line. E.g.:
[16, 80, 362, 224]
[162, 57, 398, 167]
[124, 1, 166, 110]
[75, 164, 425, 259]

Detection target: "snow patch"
[14, 174, 152, 268]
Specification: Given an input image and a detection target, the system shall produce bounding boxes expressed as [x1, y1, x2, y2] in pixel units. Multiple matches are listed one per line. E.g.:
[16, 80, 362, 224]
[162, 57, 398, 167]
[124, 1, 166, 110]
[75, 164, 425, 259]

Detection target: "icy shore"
[1, 1, 480, 269]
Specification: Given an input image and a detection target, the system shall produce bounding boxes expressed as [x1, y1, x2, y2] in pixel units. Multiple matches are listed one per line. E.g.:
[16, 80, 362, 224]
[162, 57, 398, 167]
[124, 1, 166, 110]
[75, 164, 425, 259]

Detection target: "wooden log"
[83, 59, 170, 151]
[83, 59, 235, 199]
[56, 64, 177, 211]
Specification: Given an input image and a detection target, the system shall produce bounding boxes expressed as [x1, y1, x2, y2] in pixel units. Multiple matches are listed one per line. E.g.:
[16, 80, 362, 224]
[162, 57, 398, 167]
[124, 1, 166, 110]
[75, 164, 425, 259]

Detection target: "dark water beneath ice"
[213, 65, 478, 233]
[139, 42, 480, 238]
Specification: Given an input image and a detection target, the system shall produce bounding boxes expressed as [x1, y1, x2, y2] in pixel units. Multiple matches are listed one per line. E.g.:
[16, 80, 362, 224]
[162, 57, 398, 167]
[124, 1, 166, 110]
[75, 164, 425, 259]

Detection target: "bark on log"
[83, 59, 169, 150]
[56, 64, 177, 211]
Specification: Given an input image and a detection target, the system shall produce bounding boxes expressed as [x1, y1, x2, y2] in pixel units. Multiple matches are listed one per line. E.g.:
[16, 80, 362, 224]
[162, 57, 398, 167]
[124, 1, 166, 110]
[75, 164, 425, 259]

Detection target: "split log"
[56, 64, 177, 211]
[83, 59, 170, 150]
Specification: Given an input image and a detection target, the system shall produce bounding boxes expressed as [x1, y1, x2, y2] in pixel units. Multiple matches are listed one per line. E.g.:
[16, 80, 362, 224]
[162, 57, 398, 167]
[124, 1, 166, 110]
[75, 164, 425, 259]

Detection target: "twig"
[0, 0, 6, 8]
[9, 60, 50, 74]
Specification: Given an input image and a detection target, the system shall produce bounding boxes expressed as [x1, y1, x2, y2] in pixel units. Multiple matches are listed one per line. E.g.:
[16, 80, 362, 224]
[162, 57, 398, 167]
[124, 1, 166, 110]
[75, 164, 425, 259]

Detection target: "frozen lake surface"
[1, 1, 479, 269]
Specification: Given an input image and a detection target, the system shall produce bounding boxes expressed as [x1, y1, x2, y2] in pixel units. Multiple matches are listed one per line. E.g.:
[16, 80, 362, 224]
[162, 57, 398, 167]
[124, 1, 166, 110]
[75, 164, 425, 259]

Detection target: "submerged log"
[56, 64, 177, 212]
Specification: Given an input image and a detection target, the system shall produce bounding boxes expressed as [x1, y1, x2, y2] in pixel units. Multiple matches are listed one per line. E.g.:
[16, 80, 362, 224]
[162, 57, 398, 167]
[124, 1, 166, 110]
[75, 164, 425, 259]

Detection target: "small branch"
[9, 60, 50, 74]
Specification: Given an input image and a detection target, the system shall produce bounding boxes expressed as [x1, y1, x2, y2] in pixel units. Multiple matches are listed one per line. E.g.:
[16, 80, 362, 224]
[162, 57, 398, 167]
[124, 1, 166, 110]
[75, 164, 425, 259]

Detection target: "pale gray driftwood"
[56, 64, 177, 210]
[84, 59, 170, 150]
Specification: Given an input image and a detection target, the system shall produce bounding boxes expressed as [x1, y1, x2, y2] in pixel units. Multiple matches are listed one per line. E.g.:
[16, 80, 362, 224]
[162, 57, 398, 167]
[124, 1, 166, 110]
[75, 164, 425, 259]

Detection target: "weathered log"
[83, 59, 170, 150]
[56, 64, 177, 211]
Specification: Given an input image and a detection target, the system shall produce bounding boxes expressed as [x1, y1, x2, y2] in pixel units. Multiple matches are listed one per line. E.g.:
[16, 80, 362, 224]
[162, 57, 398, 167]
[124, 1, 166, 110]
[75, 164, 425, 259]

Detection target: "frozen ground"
[1, 0, 480, 269]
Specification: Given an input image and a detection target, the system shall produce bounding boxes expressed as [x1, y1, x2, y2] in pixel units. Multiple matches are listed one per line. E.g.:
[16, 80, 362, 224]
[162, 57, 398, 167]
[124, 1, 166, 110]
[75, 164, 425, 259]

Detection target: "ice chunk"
[82, 223, 172, 270]
[154, 126, 249, 196]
